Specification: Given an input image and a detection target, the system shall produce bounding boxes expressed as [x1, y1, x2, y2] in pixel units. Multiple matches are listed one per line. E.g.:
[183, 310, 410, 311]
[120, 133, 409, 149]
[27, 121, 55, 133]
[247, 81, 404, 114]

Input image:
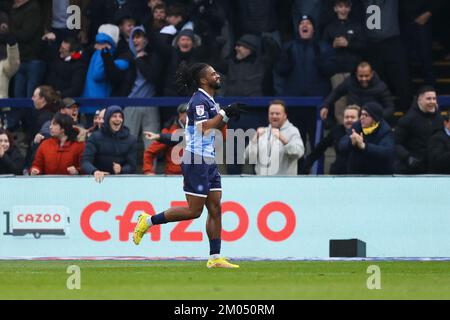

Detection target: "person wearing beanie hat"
[223, 34, 278, 97]
[359, 102, 384, 137]
[362, 102, 383, 123]
[173, 29, 201, 52]
[338, 102, 395, 174]
[81, 24, 130, 115]
[175, 29, 194, 43]
[275, 6, 337, 148]
[298, 14, 316, 29]
[162, 28, 203, 96]
[236, 34, 260, 53]
[98, 24, 120, 47]
[81, 105, 137, 183]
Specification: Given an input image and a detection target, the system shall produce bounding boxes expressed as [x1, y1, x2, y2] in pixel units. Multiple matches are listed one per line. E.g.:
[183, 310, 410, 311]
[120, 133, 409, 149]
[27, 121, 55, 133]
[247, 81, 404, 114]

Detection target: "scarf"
[362, 122, 380, 136]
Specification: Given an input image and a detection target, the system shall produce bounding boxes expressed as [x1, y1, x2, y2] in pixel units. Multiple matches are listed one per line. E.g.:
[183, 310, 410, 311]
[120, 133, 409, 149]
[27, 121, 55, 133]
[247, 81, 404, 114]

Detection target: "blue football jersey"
[185, 89, 220, 158]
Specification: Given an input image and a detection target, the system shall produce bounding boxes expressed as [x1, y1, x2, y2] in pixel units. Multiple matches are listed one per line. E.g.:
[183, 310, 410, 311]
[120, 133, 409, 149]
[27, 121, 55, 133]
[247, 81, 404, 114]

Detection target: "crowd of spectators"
[0, 0, 449, 177]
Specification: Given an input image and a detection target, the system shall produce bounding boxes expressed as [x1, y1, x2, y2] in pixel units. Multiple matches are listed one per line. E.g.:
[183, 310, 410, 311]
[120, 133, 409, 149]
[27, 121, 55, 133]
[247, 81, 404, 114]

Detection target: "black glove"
[407, 156, 422, 169]
[221, 103, 248, 121]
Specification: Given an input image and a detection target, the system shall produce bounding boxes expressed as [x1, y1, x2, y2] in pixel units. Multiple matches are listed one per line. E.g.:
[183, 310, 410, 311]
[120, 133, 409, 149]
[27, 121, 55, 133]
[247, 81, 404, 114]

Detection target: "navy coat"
[275, 37, 337, 96]
[339, 120, 395, 175]
[81, 106, 137, 175]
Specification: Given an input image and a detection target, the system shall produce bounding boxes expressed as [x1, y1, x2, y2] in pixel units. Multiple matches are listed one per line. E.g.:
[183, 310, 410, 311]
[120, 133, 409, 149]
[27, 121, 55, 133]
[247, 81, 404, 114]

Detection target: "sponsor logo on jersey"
[196, 105, 205, 116]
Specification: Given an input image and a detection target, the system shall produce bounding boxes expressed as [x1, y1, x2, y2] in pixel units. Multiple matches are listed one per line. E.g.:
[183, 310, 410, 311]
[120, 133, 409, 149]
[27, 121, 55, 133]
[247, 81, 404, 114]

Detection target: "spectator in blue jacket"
[339, 102, 395, 175]
[81, 24, 129, 116]
[81, 105, 137, 183]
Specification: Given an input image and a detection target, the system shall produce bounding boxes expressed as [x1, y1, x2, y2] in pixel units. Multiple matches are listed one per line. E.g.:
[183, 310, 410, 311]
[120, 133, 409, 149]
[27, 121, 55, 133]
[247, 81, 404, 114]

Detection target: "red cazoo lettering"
[221, 201, 249, 241]
[258, 202, 296, 242]
[17, 213, 63, 224]
[80, 201, 297, 242]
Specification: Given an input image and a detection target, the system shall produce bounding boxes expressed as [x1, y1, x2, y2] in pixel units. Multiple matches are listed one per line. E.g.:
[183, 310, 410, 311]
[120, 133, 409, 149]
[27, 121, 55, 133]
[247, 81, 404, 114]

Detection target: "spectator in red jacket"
[142, 103, 187, 175]
[30, 113, 85, 175]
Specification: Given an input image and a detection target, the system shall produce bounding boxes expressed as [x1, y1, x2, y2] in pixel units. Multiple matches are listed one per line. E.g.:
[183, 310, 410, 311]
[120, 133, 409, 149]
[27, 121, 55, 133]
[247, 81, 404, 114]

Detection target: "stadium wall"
[0, 176, 449, 259]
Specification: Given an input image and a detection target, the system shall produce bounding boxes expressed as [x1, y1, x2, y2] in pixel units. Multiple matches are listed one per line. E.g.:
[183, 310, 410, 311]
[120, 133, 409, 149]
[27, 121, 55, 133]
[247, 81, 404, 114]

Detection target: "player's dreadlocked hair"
[175, 62, 210, 95]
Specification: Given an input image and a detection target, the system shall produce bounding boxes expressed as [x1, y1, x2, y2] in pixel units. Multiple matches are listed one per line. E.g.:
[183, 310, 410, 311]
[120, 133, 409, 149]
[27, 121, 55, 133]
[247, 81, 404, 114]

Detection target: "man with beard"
[133, 62, 245, 269]
[320, 61, 395, 126]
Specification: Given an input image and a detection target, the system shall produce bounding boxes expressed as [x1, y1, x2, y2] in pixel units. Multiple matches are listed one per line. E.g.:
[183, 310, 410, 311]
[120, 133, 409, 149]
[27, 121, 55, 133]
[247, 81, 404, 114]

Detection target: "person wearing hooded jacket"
[275, 15, 336, 153]
[118, 26, 163, 149]
[275, 15, 337, 97]
[81, 24, 129, 115]
[81, 105, 137, 183]
[219, 33, 279, 97]
[155, 28, 206, 96]
[339, 102, 395, 175]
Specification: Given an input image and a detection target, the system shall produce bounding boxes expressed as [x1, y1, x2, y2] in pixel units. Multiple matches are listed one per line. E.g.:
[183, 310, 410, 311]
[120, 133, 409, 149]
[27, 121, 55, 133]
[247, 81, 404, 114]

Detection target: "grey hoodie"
[245, 120, 305, 176]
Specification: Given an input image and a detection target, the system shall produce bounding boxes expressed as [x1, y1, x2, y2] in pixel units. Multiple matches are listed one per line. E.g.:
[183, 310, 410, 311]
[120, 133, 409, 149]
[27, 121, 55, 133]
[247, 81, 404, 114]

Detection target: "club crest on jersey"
[196, 105, 205, 116]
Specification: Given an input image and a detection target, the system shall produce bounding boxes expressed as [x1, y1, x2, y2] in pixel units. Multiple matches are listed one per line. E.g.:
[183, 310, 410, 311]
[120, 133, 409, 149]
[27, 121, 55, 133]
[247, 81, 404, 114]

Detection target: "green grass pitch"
[0, 261, 449, 300]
